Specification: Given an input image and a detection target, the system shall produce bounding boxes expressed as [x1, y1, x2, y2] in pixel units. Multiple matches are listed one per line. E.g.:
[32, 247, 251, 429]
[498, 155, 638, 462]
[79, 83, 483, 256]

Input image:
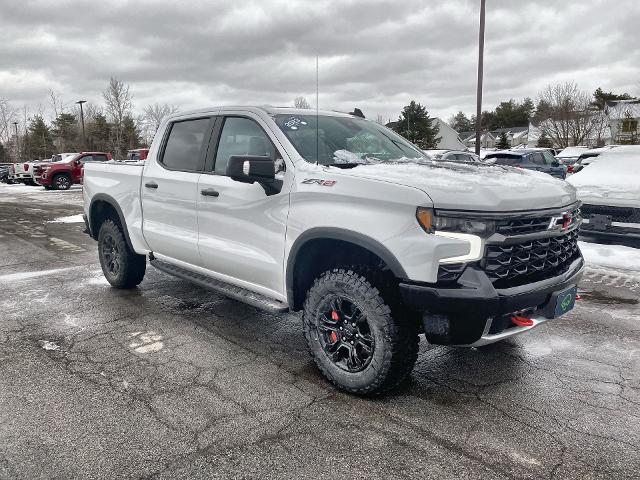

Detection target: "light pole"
[12, 121, 19, 161]
[474, 0, 486, 156]
[76, 100, 87, 149]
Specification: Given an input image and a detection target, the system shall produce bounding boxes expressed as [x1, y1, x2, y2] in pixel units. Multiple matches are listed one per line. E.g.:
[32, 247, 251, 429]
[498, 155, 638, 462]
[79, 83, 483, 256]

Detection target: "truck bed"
[83, 161, 148, 253]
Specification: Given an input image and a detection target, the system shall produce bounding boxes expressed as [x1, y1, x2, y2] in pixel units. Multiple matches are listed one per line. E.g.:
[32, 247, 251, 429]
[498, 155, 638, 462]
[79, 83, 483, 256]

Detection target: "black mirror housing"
[226, 156, 275, 183]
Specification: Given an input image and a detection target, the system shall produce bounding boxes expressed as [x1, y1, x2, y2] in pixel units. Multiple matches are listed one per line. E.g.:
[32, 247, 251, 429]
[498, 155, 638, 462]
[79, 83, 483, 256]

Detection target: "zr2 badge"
[302, 179, 337, 187]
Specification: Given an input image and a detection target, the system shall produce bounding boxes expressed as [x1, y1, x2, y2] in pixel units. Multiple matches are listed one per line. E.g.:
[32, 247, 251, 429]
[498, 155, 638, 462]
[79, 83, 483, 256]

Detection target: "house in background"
[460, 126, 528, 149]
[432, 118, 468, 150]
[386, 118, 468, 150]
[606, 99, 640, 144]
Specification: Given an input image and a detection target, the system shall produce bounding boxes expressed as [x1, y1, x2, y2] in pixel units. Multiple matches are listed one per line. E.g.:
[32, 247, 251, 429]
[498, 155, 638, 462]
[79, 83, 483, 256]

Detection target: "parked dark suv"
[484, 149, 567, 179]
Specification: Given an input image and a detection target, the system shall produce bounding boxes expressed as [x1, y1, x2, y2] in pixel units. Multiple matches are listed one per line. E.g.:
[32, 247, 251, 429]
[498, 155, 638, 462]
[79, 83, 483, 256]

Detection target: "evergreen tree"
[449, 111, 473, 132]
[87, 113, 111, 152]
[591, 87, 633, 111]
[122, 115, 143, 151]
[496, 132, 510, 150]
[51, 112, 79, 152]
[393, 100, 441, 149]
[536, 132, 553, 148]
[24, 116, 55, 159]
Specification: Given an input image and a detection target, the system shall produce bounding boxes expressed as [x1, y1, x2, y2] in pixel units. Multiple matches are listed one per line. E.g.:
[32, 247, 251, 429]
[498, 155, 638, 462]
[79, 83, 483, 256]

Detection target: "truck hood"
[328, 161, 576, 211]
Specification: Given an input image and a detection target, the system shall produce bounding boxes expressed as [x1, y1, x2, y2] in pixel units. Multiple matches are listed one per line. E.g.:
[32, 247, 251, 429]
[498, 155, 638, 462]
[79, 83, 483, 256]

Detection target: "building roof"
[605, 99, 640, 120]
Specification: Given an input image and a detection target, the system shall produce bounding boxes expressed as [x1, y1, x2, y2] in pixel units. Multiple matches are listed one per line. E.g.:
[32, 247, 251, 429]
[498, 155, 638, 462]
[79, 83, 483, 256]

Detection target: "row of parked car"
[1, 148, 149, 190]
[423, 145, 639, 243]
[424, 147, 568, 178]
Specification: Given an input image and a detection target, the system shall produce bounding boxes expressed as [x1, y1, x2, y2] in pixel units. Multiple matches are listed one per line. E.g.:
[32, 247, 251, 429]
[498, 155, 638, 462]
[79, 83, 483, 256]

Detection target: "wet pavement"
[1, 183, 639, 479]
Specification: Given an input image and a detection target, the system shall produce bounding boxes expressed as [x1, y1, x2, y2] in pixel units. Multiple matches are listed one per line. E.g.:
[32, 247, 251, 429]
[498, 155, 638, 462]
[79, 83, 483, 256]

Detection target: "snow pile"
[579, 241, 640, 272]
[48, 214, 84, 223]
[568, 153, 640, 202]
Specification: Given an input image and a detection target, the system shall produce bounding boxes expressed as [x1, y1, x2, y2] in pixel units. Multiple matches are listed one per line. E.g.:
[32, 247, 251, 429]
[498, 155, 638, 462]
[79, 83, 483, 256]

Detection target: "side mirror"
[226, 155, 275, 183]
[74, 159, 82, 166]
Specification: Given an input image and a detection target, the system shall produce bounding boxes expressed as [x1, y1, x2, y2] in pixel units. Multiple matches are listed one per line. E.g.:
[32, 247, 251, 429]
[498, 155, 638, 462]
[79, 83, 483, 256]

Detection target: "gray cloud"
[0, 0, 638, 124]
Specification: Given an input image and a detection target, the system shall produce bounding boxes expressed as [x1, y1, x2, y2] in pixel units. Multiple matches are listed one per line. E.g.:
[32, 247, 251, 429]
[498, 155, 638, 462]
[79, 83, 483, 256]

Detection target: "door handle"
[201, 188, 220, 197]
[145, 181, 158, 189]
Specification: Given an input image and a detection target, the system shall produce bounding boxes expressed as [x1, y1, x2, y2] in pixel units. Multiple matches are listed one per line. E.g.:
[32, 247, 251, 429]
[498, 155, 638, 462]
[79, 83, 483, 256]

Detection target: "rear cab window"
[160, 118, 212, 171]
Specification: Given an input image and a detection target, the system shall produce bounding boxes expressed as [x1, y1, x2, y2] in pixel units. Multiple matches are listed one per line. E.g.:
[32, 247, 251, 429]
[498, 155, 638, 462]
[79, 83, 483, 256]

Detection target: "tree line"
[0, 78, 178, 162]
[448, 83, 635, 147]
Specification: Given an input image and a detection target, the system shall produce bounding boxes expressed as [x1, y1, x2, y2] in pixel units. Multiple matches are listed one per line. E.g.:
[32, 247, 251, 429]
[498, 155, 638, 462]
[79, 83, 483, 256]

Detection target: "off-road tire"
[303, 268, 419, 395]
[52, 173, 71, 190]
[98, 219, 146, 288]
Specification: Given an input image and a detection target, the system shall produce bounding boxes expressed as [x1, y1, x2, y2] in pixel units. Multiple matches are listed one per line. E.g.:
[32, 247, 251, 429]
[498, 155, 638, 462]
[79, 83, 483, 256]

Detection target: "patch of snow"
[579, 241, 640, 272]
[47, 214, 84, 223]
[40, 340, 60, 351]
[129, 331, 164, 354]
[0, 266, 82, 283]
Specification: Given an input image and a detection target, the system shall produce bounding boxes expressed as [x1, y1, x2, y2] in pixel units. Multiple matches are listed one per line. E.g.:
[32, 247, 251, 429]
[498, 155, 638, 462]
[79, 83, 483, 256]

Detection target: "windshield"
[274, 114, 428, 165]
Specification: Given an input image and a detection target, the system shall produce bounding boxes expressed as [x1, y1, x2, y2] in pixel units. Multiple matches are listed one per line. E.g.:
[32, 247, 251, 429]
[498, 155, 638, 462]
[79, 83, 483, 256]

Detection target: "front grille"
[581, 204, 640, 223]
[495, 206, 581, 236]
[483, 229, 580, 288]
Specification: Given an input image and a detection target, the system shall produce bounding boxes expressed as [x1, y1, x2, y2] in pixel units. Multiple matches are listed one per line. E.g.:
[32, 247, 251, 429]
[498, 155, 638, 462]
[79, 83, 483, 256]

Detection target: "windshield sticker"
[283, 117, 308, 130]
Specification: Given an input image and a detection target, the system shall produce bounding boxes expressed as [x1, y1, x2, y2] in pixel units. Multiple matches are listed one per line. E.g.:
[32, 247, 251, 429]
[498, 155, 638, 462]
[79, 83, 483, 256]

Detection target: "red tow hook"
[511, 315, 534, 327]
[575, 294, 582, 300]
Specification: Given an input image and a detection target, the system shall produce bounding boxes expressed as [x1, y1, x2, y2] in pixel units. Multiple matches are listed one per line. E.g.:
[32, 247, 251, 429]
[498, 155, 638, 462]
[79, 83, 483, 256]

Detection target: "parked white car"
[83, 106, 583, 394]
[423, 149, 480, 163]
[568, 147, 640, 242]
[9, 159, 51, 185]
[556, 146, 588, 166]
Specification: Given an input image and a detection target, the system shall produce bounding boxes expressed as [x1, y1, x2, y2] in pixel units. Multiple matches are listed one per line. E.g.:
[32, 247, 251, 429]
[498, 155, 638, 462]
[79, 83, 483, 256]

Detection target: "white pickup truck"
[83, 106, 584, 394]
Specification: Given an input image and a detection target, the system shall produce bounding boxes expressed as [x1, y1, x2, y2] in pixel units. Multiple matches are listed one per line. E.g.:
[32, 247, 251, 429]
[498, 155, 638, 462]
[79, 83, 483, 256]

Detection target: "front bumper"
[580, 219, 640, 241]
[399, 257, 584, 346]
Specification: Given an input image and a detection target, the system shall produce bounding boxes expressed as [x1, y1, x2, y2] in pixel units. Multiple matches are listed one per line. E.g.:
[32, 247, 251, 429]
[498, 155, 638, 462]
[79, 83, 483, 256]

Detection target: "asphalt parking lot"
[1, 183, 639, 479]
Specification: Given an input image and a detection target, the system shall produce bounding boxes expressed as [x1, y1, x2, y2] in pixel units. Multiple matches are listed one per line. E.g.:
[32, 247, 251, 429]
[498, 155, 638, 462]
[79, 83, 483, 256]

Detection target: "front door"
[141, 116, 214, 266]
[196, 115, 291, 299]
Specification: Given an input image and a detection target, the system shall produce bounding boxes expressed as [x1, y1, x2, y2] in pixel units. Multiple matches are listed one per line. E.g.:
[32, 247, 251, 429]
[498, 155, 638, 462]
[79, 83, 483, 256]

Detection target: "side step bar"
[150, 259, 289, 314]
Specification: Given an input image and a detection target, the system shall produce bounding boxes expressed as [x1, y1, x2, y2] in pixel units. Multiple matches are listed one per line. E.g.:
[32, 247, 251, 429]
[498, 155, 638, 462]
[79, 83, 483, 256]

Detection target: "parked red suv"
[34, 152, 112, 190]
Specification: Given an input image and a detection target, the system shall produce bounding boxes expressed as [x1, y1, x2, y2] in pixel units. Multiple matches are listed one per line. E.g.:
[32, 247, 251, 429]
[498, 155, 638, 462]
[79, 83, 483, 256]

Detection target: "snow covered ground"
[579, 240, 640, 272]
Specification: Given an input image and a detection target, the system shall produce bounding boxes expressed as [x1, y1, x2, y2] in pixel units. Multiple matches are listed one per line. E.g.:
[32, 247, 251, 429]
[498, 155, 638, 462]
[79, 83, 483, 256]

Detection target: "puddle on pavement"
[580, 290, 638, 305]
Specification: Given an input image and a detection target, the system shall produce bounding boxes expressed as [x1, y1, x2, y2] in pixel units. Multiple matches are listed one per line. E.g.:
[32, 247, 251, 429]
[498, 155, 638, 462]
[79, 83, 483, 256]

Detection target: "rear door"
[196, 114, 291, 298]
[141, 116, 215, 266]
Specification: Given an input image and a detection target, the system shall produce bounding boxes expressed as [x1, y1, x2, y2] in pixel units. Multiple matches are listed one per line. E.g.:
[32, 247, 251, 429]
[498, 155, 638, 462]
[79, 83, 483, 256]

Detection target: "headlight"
[416, 207, 495, 236]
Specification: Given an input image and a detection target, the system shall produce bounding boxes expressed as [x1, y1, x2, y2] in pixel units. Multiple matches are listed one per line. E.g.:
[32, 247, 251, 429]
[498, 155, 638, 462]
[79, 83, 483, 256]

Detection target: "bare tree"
[375, 114, 386, 125]
[294, 96, 311, 109]
[103, 77, 133, 157]
[537, 82, 601, 147]
[48, 89, 64, 119]
[0, 98, 19, 160]
[142, 103, 179, 144]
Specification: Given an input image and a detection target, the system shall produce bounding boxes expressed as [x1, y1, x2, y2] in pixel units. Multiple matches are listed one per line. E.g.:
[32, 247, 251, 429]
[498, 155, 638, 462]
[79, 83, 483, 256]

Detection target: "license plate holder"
[589, 213, 612, 231]
[551, 286, 577, 318]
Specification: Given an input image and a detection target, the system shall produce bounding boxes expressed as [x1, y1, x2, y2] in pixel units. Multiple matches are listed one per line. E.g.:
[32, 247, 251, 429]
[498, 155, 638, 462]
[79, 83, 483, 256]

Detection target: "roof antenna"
[316, 55, 319, 166]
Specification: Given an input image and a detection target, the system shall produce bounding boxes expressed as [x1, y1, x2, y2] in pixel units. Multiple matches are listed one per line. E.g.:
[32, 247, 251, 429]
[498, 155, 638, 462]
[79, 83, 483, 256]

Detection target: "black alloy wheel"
[316, 295, 375, 372]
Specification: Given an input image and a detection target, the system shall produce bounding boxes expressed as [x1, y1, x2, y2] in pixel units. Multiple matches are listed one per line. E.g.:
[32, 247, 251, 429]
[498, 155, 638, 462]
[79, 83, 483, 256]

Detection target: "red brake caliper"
[329, 310, 339, 343]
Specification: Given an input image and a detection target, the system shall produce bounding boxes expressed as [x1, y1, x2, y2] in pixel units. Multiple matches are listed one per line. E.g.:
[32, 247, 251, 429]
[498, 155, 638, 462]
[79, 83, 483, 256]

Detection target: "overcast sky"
[1, 0, 638, 123]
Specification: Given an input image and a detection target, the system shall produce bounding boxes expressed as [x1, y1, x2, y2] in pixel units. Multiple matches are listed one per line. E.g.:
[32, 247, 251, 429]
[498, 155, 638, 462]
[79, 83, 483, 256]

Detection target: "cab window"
[214, 117, 277, 174]
[161, 118, 211, 171]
